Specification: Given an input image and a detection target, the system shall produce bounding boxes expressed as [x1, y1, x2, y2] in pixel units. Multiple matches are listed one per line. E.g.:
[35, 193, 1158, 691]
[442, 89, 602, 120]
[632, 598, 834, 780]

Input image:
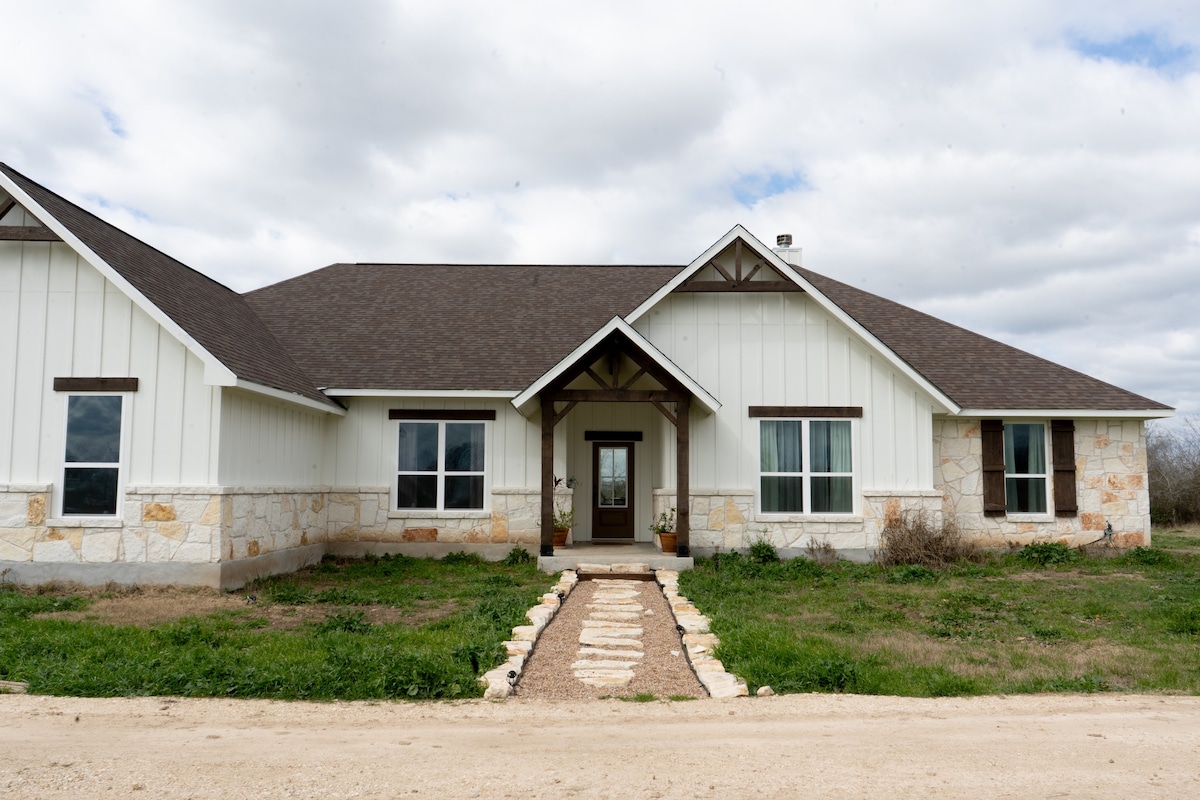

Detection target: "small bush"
[748, 538, 780, 564]
[804, 539, 840, 566]
[887, 564, 939, 584]
[1121, 546, 1175, 567]
[441, 551, 485, 566]
[1018, 542, 1076, 567]
[315, 610, 372, 635]
[876, 511, 979, 569]
[501, 547, 533, 566]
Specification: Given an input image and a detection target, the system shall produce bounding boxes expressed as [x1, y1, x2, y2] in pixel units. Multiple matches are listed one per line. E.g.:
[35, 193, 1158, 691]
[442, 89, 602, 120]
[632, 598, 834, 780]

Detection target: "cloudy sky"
[3, 1, 1197, 418]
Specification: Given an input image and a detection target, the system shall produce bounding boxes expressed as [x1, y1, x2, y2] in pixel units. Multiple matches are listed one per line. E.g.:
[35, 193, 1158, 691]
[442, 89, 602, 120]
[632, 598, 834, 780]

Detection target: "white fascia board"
[625, 224, 961, 416]
[322, 389, 518, 399]
[954, 408, 1175, 420]
[232, 379, 345, 415]
[0, 173, 236, 386]
[511, 316, 721, 418]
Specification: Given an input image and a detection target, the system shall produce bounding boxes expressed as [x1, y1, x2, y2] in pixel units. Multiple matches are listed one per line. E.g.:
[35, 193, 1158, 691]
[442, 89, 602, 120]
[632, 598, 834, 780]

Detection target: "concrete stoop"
[479, 562, 748, 700]
[538, 543, 694, 574]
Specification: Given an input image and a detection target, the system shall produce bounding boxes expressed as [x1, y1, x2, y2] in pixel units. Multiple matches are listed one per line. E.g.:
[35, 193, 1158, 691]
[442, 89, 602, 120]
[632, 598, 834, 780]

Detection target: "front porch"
[535, 541, 694, 573]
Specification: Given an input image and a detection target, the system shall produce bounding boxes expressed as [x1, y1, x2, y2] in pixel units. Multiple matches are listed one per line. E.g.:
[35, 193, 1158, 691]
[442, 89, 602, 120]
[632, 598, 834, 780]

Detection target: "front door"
[592, 442, 635, 541]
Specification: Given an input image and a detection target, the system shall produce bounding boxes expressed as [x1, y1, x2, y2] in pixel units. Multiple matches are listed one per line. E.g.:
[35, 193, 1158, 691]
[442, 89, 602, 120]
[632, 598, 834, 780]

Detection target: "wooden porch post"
[675, 395, 690, 557]
[540, 394, 556, 556]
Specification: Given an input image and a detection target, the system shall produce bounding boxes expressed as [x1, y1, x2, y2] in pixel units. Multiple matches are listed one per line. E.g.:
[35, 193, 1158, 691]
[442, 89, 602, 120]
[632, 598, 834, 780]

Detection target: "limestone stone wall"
[0, 485, 51, 563]
[934, 418, 1151, 546]
[663, 487, 942, 554]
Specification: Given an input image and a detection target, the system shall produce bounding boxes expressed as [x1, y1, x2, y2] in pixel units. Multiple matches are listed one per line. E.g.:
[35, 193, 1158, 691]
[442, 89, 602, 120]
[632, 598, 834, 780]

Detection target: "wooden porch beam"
[619, 367, 647, 390]
[553, 389, 687, 403]
[650, 400, 677, 427]
[0, 198, 15, 221]
[0, 226, 61, 242]
[551, 400, 578, 427]
[583, 366, 609, 390]
[676, 395, 691, 557]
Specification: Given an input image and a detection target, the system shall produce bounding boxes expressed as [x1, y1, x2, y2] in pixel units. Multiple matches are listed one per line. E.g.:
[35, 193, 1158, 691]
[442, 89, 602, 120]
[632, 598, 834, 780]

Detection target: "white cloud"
[2, 0, 1198, 414]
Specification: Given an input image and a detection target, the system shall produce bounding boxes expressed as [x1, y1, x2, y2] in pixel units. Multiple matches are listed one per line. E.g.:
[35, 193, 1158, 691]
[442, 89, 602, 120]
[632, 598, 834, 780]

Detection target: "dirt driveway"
[3, 693, 1199, 799]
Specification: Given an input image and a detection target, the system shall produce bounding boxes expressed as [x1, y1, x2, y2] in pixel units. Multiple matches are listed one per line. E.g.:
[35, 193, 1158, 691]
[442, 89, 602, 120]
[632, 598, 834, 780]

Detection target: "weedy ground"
[0, 549, 545, 700]
[680, 527, 1200, 697]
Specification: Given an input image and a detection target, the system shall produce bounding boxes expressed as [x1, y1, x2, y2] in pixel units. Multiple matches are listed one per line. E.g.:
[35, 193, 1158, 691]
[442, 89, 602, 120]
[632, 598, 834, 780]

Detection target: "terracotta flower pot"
[658, 531, 677, 554]
[552, 528, 569, 547]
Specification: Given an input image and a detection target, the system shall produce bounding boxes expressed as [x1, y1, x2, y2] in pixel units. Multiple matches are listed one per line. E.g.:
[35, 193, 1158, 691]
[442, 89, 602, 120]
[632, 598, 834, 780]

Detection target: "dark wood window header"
[54, 377, 139, 393]
[748, 406, 863, 419]
[388, 409, 496, 421]
[584, 430, 644, 442]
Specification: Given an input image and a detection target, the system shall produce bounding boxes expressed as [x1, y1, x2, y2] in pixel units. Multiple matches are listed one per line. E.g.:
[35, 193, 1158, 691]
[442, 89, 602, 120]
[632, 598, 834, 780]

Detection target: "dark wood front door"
[592, 442, 635, 541]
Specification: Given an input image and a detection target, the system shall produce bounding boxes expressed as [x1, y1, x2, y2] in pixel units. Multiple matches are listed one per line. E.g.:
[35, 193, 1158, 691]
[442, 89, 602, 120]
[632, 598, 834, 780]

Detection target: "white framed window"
[61, 394, 126, 516]
[395, 420, 487, 511]
[759, 418, 855, 514]
[1004, 422, 1048, 514]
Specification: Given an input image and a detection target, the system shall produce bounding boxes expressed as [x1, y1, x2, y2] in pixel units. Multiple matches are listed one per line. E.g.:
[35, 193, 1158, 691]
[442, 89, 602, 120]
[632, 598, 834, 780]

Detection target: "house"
[0, 164, 1173, 588]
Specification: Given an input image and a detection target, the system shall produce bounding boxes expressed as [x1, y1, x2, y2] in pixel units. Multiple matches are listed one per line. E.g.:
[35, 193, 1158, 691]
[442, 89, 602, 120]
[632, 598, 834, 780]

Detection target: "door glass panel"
[598, 446, 628, 508]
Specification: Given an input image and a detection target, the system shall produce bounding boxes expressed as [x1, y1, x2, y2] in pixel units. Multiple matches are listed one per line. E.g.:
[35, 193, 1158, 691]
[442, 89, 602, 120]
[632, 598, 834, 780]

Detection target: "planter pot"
[657, 531, 677, 554]
[552, 528, 570, 547]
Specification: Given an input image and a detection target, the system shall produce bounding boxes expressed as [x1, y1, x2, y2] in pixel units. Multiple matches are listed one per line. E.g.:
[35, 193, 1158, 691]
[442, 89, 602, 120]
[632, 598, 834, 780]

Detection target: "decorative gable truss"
[672, 237, 802, 293]
[0, 195, 61, 241]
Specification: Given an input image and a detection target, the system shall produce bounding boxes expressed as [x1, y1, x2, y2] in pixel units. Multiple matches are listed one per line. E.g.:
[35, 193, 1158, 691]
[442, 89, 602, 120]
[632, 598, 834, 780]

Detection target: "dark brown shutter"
[982, 420, 1006, 516]
[1051, 420, 1078, 515]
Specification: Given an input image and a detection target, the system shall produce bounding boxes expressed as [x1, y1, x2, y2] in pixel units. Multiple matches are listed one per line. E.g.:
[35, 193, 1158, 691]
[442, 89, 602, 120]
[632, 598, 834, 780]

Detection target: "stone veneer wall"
[652, 487, 942, 556]
[0, 484, 568, 586]
[935, 418, 1151, 547]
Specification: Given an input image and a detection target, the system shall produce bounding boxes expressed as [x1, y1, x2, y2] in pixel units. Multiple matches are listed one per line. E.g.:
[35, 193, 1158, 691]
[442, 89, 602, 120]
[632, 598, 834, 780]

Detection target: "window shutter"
[1051, 420, 1078, 515]
[982, 420, 1006, 516]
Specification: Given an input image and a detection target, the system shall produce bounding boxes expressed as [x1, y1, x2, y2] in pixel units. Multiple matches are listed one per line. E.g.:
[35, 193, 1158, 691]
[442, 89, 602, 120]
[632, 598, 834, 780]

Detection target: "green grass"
[680, 536, 1200, 697]
[0, 552, 547, 700]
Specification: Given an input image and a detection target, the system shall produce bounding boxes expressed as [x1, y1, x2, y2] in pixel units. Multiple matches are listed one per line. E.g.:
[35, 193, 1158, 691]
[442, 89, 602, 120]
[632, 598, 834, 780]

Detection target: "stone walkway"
[573, 579, 646, 687]
[491, 565, 748, 701]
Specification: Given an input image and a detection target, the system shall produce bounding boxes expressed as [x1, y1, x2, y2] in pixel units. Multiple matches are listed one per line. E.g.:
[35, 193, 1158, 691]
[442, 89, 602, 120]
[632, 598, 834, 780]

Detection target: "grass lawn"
[679, 529, 1200, 697]
[0, 550, 547, 700]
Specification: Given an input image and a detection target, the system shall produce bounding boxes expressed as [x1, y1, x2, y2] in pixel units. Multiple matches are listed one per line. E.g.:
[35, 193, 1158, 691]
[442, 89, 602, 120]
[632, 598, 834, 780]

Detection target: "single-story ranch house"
[0, 164, 1173, 587]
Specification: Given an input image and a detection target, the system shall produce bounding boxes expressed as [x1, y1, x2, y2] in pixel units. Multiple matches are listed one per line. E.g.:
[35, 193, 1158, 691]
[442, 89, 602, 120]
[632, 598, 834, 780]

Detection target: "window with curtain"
[760, 419, 854, 514]
[1004, 422, 1047, 513]
[396, 421, 486, 510]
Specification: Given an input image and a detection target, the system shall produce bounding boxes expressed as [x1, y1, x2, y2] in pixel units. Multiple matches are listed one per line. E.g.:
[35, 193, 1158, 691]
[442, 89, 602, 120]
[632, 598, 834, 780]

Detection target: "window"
[396, 420, 486, 510]
[1004, 422, 1048, 513]
[759, 419, 854, 514]
[62, 394, 124, 516]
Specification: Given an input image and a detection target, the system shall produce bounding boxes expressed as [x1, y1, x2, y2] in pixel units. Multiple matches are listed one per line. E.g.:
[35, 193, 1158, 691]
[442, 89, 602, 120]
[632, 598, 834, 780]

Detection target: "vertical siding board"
[127, 307, 160, 483]
[71, 256, 104, 376]
[151, 331, 187, 484]
[14, 243, 50, 481]
[179, 353, 211, 483]
[0, 257, 18, 481]
[100, 282, 133, 376]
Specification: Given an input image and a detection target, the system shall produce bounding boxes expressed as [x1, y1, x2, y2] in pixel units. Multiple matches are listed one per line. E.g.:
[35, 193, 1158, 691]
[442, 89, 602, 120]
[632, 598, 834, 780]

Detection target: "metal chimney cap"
[776, 233, 793, 248]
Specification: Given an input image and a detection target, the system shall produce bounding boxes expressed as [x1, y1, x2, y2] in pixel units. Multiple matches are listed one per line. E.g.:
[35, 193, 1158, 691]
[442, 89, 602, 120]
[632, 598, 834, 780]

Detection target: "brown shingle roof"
[0, 164, 333, 408]
[244, 263, 685, 391]
[795, 266, 1171, 412]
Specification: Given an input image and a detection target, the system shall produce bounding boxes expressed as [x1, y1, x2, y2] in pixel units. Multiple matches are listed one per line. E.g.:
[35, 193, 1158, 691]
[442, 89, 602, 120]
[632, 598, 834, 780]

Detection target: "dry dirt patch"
[29, 585, 450, 630]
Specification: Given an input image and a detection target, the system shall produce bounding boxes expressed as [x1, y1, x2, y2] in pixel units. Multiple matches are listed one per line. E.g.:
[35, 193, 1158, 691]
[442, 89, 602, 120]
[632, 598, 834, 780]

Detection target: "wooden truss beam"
[674, 280, 802, 293]
[0, 198, 15, 220]
[0, 225, 61, 242]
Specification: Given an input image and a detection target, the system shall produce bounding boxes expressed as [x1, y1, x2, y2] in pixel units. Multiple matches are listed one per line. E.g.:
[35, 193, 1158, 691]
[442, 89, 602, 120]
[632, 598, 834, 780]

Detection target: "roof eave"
[952, 408, 1175, 420]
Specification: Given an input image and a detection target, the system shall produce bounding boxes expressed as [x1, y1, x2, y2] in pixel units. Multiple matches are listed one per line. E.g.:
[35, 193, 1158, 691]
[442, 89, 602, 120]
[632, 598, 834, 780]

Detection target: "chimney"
[772, 233, 802, 267]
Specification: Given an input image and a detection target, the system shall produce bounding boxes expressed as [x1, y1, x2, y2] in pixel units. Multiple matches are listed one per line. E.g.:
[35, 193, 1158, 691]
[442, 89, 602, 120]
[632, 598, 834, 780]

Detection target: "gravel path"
[515, 578, 705, 700]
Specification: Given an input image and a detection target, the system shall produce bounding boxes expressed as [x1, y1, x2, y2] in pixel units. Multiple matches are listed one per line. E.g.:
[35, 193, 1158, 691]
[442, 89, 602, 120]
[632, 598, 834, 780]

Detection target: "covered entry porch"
[512, 317, 720, 560]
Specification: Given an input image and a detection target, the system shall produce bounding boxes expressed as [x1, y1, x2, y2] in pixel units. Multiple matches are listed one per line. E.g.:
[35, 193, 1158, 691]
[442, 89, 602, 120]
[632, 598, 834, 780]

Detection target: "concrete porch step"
[536, 543, 694, 574]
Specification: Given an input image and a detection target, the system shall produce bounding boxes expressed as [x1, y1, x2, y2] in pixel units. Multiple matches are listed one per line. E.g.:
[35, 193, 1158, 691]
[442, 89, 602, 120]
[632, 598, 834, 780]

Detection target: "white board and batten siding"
[322, 397, 547, 501]
[0, 232, 219, 492]
[217, 390, 326, 486]
[633, 292, 938, 495]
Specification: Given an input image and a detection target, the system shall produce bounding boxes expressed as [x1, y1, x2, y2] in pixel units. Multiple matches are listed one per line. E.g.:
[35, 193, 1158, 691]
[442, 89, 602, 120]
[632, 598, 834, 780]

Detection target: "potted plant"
[552, 504, 575, 547]
[650, 508, 677, 553]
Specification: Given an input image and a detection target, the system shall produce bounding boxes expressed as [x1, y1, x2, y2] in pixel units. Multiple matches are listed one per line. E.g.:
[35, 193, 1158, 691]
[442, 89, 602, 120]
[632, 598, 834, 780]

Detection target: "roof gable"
[511, 317, 720, 417]
[0, 164, 336, 411]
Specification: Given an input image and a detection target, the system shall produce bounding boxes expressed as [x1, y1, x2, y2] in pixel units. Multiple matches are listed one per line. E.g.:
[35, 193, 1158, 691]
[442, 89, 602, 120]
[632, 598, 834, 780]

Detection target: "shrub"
[1121, 546, 1175, 567]
[748, 538, 780, 564]
[1017, 542, 1076, 567]
[441, 551, 485, 566]
[804, 538, 840, 566]
[876, 511, 979, 569]
[501, 546, 533, 566]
